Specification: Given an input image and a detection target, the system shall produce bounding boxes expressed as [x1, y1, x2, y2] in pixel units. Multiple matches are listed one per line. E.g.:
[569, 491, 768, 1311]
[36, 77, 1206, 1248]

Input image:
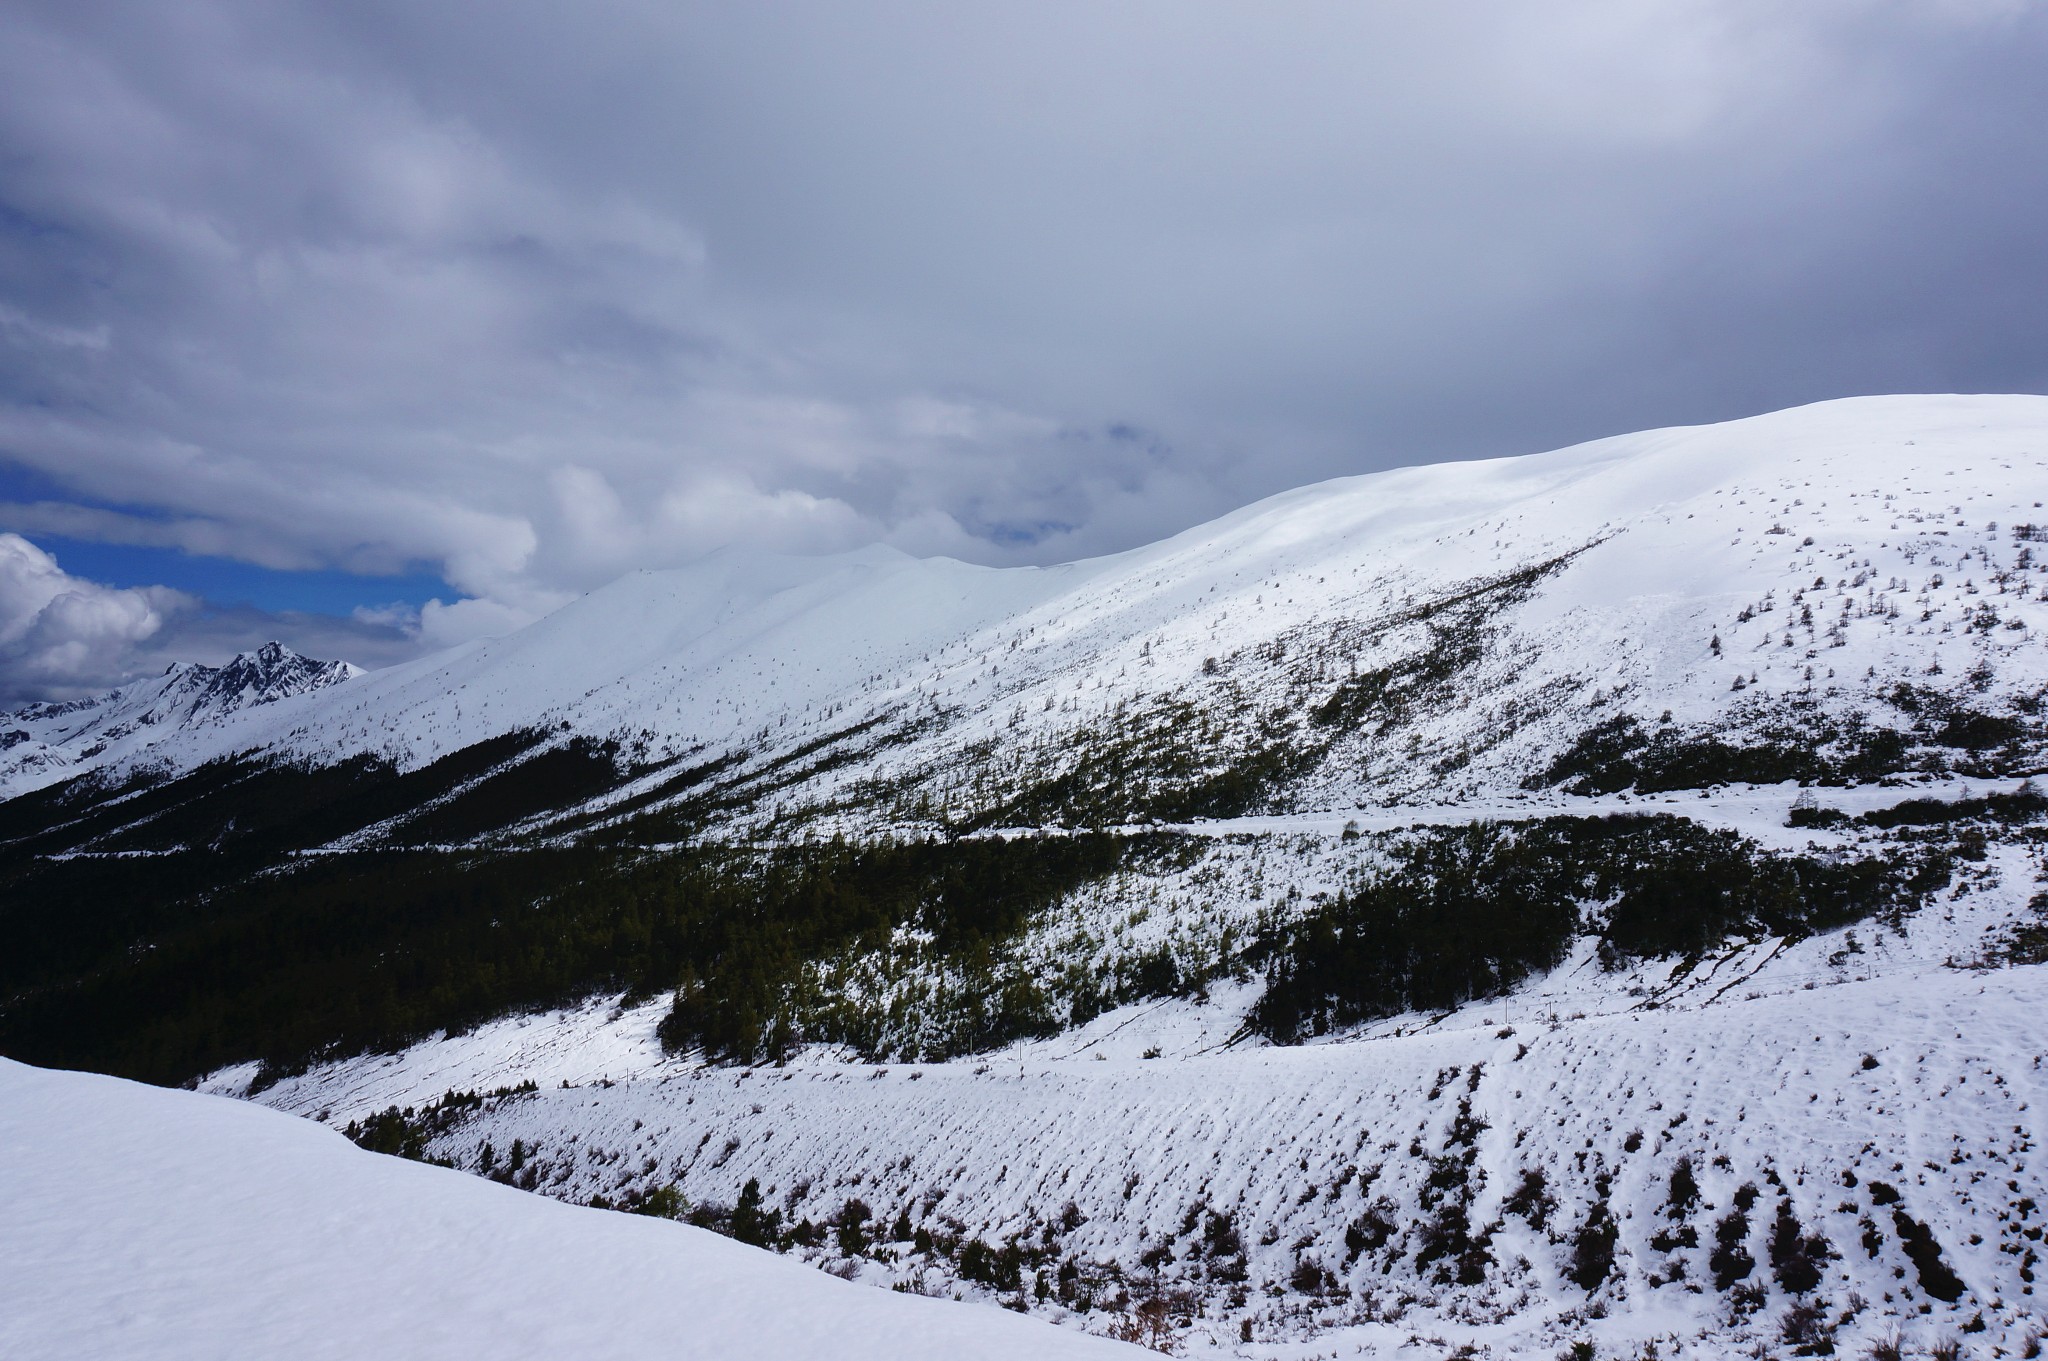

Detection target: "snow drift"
[0, 1057, 1141, 1361]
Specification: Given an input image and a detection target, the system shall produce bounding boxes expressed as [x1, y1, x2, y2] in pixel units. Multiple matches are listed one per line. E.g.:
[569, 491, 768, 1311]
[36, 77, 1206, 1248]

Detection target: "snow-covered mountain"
[9, 393, 2048, 826]
[0, 641, 360, 796]
[7, 394, 2048, 1359]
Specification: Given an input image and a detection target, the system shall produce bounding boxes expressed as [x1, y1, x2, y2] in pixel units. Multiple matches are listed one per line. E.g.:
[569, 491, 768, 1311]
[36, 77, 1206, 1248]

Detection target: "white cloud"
[350, 601, 422, 632]
[416, 594, 550, 651]
[0, 534, 194, 702]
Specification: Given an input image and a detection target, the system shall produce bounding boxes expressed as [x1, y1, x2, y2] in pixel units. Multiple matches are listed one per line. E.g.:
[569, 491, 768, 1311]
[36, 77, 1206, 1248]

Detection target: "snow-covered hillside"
[0, 642, 359, 796]
[230, 873, 2048, 1359]
[0, 1058, 1144, 1361]
[11, 393, 2048, 831]
[10, 394, 2048, 1361]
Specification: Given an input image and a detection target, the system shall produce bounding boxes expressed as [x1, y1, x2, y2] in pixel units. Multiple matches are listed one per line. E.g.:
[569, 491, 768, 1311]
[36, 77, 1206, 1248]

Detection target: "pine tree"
[731, 1176, 772, 1247]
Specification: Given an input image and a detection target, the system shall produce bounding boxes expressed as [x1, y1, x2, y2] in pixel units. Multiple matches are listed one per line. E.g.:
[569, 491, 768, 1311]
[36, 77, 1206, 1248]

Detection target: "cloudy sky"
[2, 1, 2046, 701]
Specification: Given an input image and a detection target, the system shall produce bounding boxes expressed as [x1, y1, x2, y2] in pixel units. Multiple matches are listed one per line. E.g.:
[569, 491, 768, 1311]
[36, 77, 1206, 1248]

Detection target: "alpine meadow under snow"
[6, 395, 2048, 1358]
[0, 1058, 1144, 1361]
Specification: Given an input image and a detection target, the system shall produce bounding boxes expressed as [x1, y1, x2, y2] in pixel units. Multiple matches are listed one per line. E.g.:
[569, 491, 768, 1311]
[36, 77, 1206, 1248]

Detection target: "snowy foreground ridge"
[0, 1059, 1141, 1361]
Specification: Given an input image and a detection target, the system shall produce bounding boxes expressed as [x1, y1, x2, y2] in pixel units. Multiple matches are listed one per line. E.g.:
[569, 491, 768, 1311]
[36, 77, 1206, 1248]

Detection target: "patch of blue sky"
[0, 464, 445, 615]
[35, 536, 446, 616]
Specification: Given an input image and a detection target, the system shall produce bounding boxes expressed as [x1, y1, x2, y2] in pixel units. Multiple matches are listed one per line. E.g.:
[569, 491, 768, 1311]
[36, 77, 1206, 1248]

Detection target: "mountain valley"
[6, 395, 2048, 1358]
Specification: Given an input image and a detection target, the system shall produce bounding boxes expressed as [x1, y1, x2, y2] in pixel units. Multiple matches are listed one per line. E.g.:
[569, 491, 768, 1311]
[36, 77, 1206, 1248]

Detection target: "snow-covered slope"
[235, 899, 2048, 1360]
[0, 642, 359, 797]
[11, 394, 2048, 1361]
[13, 393, 2048, 832]
[0, 1057, 1142, 1361]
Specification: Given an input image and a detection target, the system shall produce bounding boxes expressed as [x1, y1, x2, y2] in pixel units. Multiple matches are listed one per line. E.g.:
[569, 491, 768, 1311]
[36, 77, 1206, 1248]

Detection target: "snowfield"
[227, 828, 2048, 1359]
[0, 1058, 1145, 1361]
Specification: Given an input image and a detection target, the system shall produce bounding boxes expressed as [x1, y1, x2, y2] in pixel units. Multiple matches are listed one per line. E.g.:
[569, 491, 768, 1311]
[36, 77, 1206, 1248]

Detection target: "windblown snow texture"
[0, 1058, 1142, 1361]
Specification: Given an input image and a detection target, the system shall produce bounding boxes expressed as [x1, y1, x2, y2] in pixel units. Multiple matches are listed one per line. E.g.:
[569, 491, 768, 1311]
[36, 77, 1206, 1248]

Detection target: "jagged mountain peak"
[196, 642, 360, 704]
[0, 642, 360, 795]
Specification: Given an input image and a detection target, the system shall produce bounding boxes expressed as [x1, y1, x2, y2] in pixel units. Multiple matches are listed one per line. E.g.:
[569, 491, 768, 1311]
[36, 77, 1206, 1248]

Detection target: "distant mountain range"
[0, 642, 360, 796]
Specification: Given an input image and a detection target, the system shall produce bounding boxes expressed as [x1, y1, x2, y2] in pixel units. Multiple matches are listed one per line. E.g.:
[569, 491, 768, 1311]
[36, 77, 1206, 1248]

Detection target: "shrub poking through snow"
[1503, 1167, 1556, 1232]
[1711, 1184, 1759, 1291]
[1769, 1197, 1834, 1295]
[1779, 1298, 1834, 1355]
[1567, 1178, 1619, 1293]
[1889, 1209, 1966, 1303]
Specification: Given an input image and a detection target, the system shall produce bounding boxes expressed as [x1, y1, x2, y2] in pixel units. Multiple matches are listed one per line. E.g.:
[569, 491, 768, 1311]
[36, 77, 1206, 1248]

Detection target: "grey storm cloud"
[2, 0, 2046, 695]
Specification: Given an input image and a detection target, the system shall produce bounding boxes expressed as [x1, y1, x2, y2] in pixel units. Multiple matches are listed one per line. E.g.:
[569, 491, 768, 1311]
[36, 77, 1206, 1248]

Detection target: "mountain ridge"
[0, 641, 361, 795]
[11, 392, 2048, 822]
